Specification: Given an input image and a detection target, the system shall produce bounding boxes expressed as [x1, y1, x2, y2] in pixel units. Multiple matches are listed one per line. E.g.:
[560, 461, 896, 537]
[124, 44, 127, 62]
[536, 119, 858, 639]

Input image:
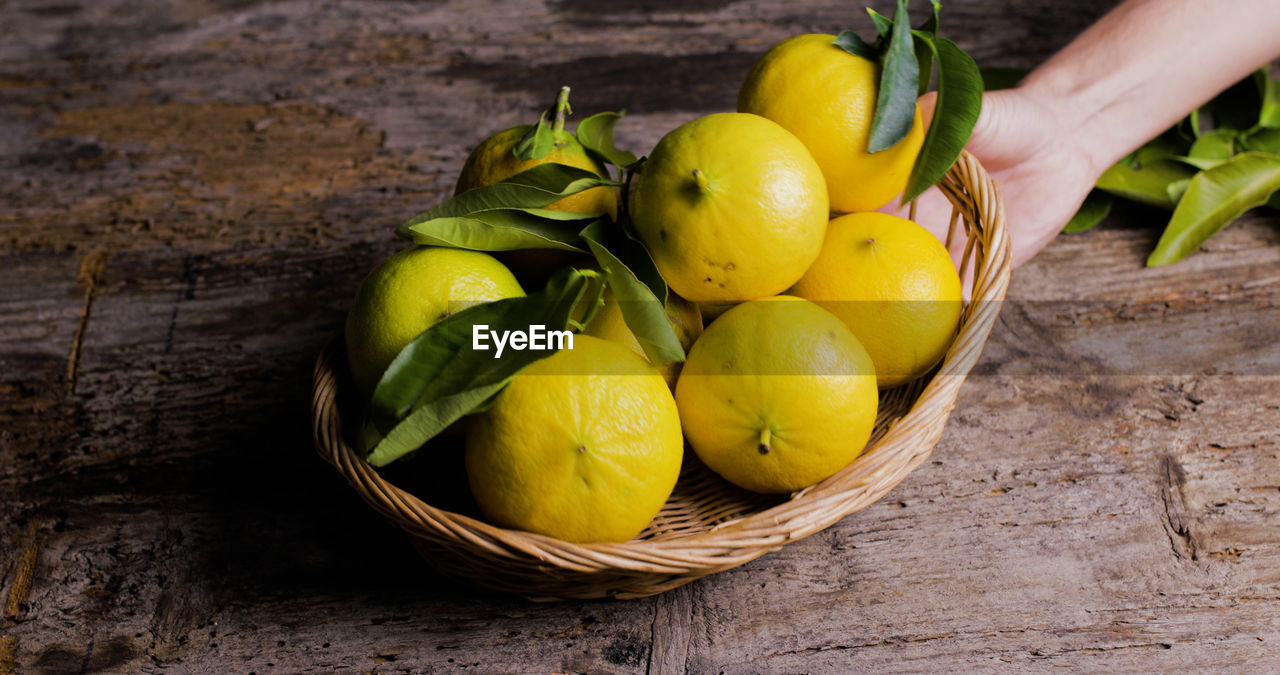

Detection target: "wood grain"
[2, 0, 1278, 671]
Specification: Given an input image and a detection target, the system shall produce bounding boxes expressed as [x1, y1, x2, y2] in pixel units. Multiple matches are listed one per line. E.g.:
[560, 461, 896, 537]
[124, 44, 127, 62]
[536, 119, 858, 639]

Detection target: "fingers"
[921, 88, 1040, 170]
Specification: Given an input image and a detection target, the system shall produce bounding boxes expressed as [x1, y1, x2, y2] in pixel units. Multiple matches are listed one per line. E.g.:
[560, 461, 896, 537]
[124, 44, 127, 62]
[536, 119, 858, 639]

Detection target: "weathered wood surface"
[2, 0, 1278, 671]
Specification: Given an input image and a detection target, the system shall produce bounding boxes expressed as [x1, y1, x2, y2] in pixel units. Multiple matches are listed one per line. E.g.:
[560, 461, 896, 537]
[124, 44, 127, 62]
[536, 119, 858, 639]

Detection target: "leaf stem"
[566, 268, 606, 331]
[758, 427, 772, 455]
[553, 86, 571, 135]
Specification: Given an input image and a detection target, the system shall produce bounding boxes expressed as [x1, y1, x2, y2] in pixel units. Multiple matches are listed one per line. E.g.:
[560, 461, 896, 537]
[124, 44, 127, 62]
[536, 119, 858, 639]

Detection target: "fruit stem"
[757, 427, 772, 455]
[552, 86, 572, 135]
[692, 169, 710, 191]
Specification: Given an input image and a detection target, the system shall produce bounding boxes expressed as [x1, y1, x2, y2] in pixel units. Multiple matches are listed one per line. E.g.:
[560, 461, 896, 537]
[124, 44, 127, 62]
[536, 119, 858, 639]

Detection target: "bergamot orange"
[738, 33, 924, 213]
[675, 297, 878, 494]
[629, 112, 828, 304]
[791, 212, 962, 388]
[344, 246, 524, 394]
[465, 335, 683, 542]
[454, 92, 617, 218]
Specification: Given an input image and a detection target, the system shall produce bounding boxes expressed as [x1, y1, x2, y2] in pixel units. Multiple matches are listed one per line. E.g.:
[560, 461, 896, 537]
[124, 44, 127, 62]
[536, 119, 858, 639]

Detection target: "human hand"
[888, 87, 1103, 269]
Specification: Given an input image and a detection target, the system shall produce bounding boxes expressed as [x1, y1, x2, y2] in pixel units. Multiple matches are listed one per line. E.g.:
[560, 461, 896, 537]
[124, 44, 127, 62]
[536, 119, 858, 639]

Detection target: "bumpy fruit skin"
[465, 336, 684, 543]
[344, 246, 524, 395]
[791, 212, 962, 388]
[630, 112, 829, 304]
[454, 125, 617, 218]
[738, 33, 925, 213]
[675, 297, 878, 494]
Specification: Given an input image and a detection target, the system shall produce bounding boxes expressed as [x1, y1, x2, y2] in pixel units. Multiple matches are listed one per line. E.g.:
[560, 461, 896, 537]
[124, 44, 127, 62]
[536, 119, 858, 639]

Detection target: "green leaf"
[402, 210, 598, 253]
[833, 30, 879, 60]
[579, 220, 684, 366]
[1170, 128, 1238, 170]
[1096, 139, 1196, 210]
[1166, 177, 1192, 205]
[1147, 152, 1280, 266]
[363, 268, 598, 465]
[901, 34, 983, 204]
[867, 0, 919, 154]
[979, 66, 1028, 91]
[1241, 127, 1280, 153]
[866, 8, 893, 37]
[1188, 107, 1203, 138]
[1259, 68, 1280, 129]
[397, 163, 618, 239]
[513, 113, 554, 161]
[920, 0, 941, 35]
[576, 111, 639, 169]
[913, 33, 934, 97]
[1189, 128, 1236, 163]
[1063, 191, 1115, 233]
[367, 382, 507, 466]
[514, 86, 573, 161]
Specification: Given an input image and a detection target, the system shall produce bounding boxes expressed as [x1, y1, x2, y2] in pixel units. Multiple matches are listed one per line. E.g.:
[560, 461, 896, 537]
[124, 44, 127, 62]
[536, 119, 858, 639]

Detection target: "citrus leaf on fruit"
[513, 108, 555, 161]
[865, 8, 893, 38]
[1147, 152, 1280, 267]
[576, 111, 639, 169]
[919, 0, 941, 35]
[913, 33, 933, 97]
[361, 268, 601, 466]
[514, 86, 572, 161]
[832, 30, 878, 60]
[913, 2, 942, 96]
[867, 0, 919, 154]
[364, 383, 508, 468]
[403, 210, 598, 253]
[580, 220, 684, 366]
[396, 163, 618, 239]
[901, 34, 983, 204]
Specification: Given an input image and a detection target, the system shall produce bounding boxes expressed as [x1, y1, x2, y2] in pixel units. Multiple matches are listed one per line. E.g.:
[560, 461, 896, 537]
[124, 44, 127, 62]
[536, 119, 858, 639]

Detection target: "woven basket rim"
[311, 150, 1011, 587]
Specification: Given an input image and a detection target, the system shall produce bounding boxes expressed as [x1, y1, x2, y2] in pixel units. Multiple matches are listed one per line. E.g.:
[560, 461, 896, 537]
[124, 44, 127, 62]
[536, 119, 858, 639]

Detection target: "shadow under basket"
[311, 151, 1012, 601]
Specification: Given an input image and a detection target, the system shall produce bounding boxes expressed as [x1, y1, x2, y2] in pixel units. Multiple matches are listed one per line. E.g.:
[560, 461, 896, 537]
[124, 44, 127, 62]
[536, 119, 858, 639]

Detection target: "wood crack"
[646, 583, 694, 675]
[66, 250, 109, 395]
[0, 521, 43, 675]
[163, 255, 198, 354]
[1159, 454, 1199, 562]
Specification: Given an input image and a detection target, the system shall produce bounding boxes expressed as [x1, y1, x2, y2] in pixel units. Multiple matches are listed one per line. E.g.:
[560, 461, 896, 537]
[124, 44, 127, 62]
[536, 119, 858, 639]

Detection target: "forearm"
[1021, 0, 1280, 174]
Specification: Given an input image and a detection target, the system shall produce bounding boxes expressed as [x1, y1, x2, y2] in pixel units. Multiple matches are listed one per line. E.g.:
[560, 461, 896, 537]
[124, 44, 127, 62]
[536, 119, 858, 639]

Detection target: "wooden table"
[3, 0, 1278, 671]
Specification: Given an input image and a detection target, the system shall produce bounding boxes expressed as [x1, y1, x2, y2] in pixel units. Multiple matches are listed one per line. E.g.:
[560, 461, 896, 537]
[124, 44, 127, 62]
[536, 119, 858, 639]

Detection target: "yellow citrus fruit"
[738, 33, 925, 213]
[675, 297, 878, 494]
[466, 336, 683, 543]
[454, 125, 617, 218]
[630, 112, 829, 304]
[344, 246, 524, 394]
[583, 289, 703, 388]
[791, 212, 962, 388]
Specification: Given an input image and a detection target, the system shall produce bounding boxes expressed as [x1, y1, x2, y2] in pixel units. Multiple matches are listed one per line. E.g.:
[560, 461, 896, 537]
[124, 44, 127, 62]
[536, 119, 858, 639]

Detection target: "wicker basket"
[312, 151, 1010, 600]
